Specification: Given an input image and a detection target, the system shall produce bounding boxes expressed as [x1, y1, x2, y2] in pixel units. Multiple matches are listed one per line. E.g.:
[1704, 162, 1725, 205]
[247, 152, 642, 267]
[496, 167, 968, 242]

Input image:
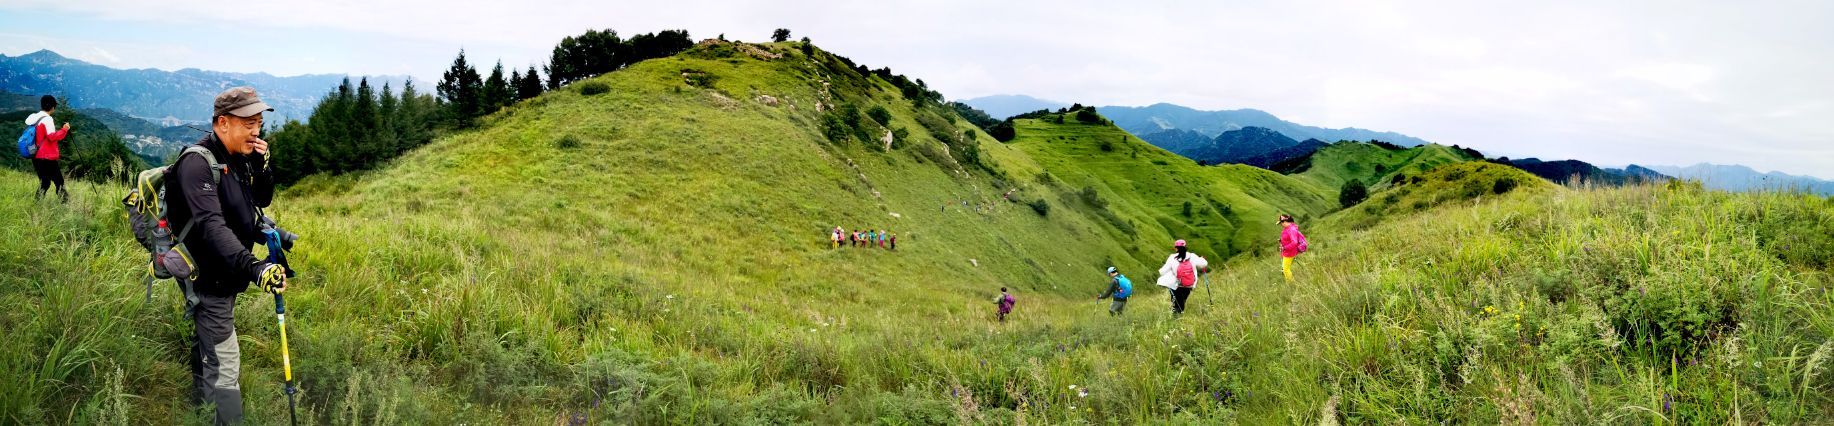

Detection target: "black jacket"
[165, 133, 274, 296]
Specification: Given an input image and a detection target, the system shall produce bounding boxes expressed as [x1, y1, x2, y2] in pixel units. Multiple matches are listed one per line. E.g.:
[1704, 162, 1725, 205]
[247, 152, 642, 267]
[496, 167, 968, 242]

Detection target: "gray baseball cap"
[214, 86, 273, 118]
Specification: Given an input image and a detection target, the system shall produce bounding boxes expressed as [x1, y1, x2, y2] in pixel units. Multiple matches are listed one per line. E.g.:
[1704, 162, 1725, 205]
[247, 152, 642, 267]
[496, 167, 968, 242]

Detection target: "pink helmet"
[1173, 239, 1186, 248]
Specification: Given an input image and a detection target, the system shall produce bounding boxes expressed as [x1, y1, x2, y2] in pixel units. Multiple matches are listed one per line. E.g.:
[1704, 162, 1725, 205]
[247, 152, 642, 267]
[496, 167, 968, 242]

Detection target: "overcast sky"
[2, 0, 1829, 178]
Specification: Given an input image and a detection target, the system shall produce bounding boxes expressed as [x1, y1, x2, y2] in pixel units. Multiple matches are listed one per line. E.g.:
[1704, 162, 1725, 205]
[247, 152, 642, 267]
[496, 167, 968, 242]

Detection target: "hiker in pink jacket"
[1278, 214, 1308, 282]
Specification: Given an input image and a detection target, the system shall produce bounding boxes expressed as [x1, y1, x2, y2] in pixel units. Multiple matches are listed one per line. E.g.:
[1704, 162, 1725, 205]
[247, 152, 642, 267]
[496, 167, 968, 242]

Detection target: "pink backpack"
[1176, 258, 1197, 287]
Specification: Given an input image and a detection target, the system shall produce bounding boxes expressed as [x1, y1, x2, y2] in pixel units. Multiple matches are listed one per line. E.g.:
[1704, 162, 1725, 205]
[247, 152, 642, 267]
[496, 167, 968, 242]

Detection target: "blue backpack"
[1114, 275, 1133, 299]
[16, 117, 43, 158]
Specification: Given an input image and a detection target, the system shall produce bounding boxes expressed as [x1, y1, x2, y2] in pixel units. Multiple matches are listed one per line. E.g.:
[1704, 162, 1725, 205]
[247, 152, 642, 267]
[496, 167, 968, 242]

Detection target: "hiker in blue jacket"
[1096, 266, 1133, 316]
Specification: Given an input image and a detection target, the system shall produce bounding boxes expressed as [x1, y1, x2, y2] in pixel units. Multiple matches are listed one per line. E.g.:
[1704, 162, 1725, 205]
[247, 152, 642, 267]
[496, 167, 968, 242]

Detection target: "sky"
[1, 0, 1830, 179]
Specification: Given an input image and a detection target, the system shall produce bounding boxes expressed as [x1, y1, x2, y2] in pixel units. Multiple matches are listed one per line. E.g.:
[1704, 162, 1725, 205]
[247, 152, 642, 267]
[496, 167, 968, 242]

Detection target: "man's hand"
[258, 263, 288, 294]
[248, 137, 270, 156]
[60, 123, 70, 131]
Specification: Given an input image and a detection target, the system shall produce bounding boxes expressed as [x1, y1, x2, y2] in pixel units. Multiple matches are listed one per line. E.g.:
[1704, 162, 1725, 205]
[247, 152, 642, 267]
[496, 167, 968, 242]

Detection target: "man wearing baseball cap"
[166, 86, 289, 424]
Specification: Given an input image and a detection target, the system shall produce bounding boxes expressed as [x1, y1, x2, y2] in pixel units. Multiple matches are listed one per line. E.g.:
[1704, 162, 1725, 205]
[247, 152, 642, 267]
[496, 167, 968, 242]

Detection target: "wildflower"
[1078, 388, 1089, 398]
[666, 294, 675, 300]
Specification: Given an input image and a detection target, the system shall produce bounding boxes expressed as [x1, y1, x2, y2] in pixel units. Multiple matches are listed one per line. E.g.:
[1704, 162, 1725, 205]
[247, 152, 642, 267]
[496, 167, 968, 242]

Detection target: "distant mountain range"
[0, 49, 407, 124]
[957, 95, 1435, 147]
[955, 94, 1068, 120]
[1139, 126, 1332, 168]
[1491, 157, 1667, 186]
[1647, 164, 1834, 195]
[1097, 103, 1435, 147]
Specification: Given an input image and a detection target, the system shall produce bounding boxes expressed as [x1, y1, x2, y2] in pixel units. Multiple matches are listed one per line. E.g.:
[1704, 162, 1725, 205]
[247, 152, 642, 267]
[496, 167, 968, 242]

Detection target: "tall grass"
[0, 40, 1829, 424]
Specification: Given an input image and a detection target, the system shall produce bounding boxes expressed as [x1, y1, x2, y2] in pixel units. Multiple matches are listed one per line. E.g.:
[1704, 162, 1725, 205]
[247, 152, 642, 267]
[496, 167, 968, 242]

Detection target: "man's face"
[215, 113, 262, 154]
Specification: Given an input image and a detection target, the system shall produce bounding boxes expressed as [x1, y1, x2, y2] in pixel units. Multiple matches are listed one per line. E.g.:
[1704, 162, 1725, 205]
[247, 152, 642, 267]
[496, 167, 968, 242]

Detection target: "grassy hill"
[3, 39, 1831, 424]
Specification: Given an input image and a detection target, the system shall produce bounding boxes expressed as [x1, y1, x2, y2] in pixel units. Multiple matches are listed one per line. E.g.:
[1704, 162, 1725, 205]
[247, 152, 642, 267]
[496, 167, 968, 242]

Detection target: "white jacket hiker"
[1157, 239, 1209, 316]
[1155, 252, 1208, 289]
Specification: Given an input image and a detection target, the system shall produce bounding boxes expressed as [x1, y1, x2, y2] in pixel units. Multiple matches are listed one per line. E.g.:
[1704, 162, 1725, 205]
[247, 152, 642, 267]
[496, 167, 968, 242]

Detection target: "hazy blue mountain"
[1097, 103, 1434, 147]
[1240, 138, 1331, 169]
[1137, 129, 1212, 157]
[72, 107, 203, 161]
[1493, 157, 1668, 186]
[0, 49, 407, 124]
[1142, 126, 1319, 168]
[957, 94, 1069, 120]
[0, 90, 38, 111]
[1646, 164, 1834, 195]
[1199, 126, 1299, 164]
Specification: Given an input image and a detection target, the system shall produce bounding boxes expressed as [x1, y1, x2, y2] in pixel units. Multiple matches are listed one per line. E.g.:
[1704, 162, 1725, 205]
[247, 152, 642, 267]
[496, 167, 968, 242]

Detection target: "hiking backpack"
[16, 116, 43, 158]
[1114, 275, 1133, 299]
[121, 145, 224, 309]
[1176, 258, 1197, 286]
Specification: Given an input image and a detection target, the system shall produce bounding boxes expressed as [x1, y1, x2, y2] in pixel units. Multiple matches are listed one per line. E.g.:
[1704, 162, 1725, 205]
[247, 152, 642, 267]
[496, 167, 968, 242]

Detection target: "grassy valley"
[1, 39, 1831, 425]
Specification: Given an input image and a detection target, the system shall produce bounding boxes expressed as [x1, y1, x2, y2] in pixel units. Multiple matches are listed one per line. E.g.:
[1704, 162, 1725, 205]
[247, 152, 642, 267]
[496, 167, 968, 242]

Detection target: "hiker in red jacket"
[1278, 214, 1309, 282]
[24, 95, 72, 202]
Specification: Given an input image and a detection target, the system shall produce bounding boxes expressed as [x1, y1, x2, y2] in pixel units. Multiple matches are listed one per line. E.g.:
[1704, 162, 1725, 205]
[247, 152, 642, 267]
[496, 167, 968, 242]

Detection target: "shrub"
[820, 112, 851, 145]
[1492, 178, 1519, 195]
[989, 121, 1016, 142]
[579, 82, 610, 96]
[866, 105, 892, 126]
[555, 135, 582, 149]
[889, 126, 910, 150]
[1339, 179, 1369, 208]
[1028, 198, 1050, 216]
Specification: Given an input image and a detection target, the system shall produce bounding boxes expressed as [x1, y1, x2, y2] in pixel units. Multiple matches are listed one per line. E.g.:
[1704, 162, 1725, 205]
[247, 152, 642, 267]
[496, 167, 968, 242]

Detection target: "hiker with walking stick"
[164, 87, 289, 424]
[1155, 239, 1209, 318]
[1096, 266, 1133, 316]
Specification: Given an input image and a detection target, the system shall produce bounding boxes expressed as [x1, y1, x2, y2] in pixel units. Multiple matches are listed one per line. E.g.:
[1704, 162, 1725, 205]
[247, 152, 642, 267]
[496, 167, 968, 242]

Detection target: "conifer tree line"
[267, 28, 694, 185]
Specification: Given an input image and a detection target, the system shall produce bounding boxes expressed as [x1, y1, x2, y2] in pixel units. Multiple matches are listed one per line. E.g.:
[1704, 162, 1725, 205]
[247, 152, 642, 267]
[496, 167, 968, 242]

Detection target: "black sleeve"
[249, 156, 274, 208]
[175, 155, 267, 283]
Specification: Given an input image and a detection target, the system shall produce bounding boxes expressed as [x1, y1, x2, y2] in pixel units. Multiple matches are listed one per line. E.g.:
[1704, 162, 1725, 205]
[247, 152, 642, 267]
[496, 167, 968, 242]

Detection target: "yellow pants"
[1282, 256, 1295, 282]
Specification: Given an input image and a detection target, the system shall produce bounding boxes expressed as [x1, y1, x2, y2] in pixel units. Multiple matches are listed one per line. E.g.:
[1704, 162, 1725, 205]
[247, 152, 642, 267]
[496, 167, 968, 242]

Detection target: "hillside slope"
[3, 39, 1368, 423]
[9, 39, 1825, 425]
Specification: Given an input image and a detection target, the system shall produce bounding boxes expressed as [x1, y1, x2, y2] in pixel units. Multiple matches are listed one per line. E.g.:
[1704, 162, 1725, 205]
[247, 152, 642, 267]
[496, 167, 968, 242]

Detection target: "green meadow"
[2, 40, 1831, 424]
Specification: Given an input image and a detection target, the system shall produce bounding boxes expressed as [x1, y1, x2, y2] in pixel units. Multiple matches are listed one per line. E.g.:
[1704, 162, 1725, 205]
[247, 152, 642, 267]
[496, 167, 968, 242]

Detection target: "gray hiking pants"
[1109, 298, 1128, 315]
[190, 292, 243, 424]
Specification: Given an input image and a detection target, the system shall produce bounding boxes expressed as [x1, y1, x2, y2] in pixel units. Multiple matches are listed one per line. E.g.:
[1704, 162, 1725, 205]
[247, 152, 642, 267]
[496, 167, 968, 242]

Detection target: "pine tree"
[482, 60, 512, 114]
[438, 49, 483, 128]
[377, 82, 400, 161]
[398, 79, 432, 152]
[352, 78, 379, 170]
[518, 65, 544, 100]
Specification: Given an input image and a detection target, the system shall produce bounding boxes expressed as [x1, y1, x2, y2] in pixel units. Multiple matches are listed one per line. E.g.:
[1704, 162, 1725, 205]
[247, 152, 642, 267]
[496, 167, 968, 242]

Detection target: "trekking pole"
[262, 227, 300, 426]
[274, 290, 298, 426]
[1200, 272, 1213, 306]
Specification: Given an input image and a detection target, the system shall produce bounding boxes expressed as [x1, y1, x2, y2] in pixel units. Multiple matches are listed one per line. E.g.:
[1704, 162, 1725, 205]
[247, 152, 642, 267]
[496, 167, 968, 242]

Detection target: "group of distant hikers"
[830, 226, 898, 250]
[996, 214, 1308, 321]
[18, 88, 292, 424]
